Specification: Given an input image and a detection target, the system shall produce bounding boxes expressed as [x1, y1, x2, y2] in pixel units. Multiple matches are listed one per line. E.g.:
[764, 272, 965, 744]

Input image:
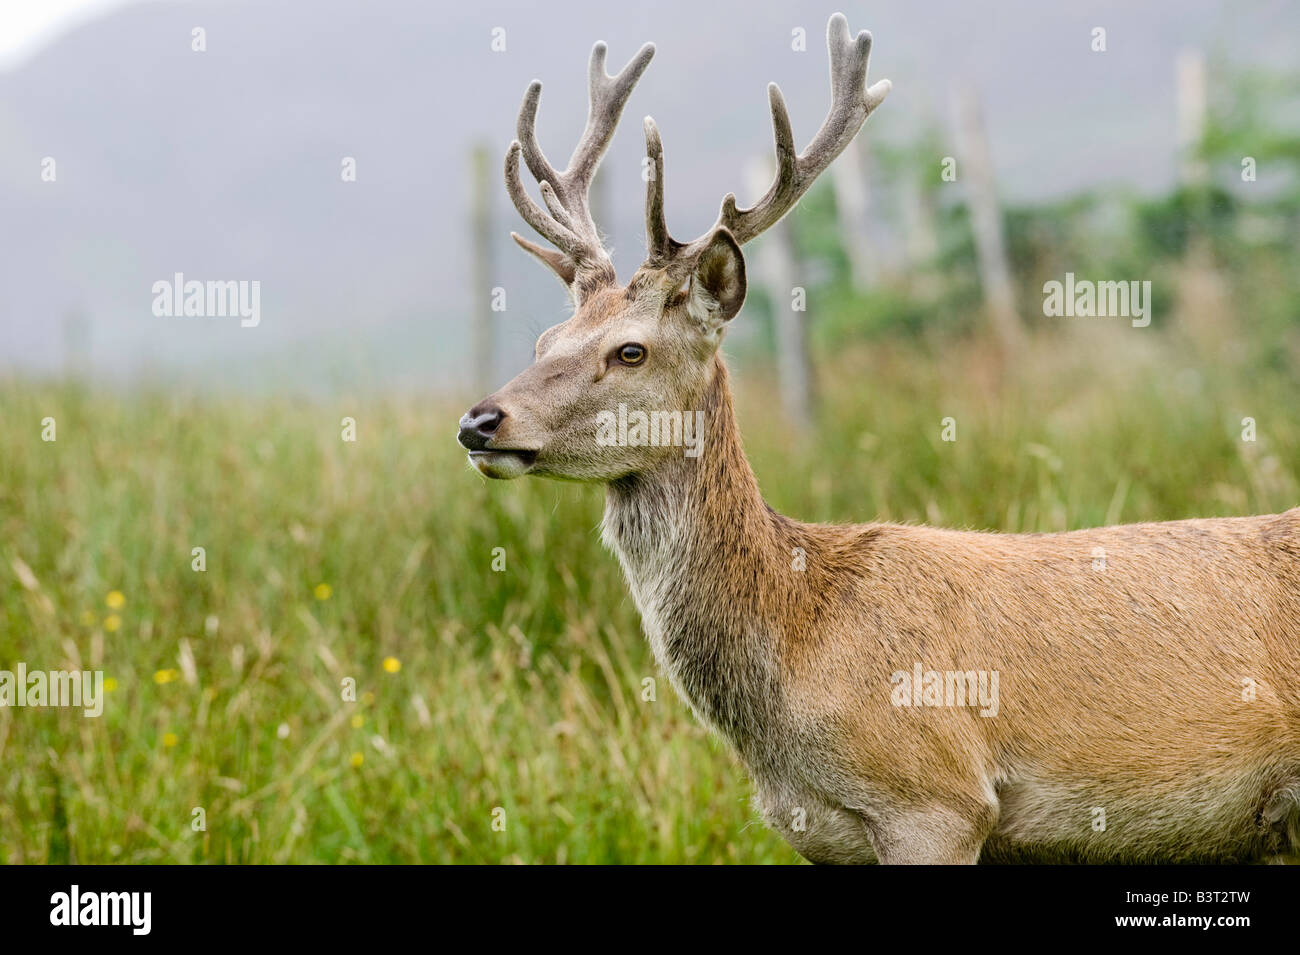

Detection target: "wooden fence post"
[955, 87, 1022, 353]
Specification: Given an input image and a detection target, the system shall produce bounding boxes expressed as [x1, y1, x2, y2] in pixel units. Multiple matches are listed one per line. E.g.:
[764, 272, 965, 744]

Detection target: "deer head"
[458, 13, 890, 481]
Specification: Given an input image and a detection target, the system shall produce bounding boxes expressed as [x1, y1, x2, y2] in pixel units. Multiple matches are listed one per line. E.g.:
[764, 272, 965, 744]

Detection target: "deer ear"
[512, 232, 577, 288]
[687, 228, 746, 327]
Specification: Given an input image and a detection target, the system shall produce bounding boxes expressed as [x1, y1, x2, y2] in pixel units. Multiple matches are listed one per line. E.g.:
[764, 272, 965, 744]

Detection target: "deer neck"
[601, 357, 788, 749]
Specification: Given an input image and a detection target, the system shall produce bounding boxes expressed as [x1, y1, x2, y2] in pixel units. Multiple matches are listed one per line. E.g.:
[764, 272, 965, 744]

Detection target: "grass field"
[1, 324, 1297, 863]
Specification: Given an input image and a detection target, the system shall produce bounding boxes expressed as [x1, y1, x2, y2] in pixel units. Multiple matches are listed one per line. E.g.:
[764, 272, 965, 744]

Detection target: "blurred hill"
[0, 0, 1295, 393]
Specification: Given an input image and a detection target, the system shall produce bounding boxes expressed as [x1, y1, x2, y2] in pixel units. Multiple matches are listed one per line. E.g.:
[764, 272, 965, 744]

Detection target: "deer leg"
[755, 786, 880, 864]
[864, 803, 998, 865]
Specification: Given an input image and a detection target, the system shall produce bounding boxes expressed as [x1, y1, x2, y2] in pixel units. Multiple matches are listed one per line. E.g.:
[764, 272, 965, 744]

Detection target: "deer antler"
[644, 13, 890, 273]
[506, 39, 655, 297]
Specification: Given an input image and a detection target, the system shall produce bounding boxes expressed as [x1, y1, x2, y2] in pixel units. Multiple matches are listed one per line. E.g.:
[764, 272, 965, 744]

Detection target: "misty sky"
[1, 0, 1295, 393]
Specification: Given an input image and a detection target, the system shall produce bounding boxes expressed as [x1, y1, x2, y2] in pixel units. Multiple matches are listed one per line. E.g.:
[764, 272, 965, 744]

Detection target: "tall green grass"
[1, 327, 1295, 863]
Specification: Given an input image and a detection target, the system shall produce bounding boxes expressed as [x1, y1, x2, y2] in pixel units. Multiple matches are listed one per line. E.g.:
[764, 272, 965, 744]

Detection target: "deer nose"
[457, 403, 505, 451]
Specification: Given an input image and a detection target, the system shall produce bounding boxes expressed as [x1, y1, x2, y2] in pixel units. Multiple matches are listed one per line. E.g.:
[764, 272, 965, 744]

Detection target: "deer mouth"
[468, 448, 538, 479]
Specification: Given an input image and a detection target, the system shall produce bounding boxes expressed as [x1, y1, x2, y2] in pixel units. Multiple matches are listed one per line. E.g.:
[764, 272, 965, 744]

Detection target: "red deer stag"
[458, 13, 1300, 864]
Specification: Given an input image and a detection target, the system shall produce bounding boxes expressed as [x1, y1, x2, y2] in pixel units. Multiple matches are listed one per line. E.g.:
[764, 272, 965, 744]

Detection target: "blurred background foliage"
[742, 62, 1300, 358]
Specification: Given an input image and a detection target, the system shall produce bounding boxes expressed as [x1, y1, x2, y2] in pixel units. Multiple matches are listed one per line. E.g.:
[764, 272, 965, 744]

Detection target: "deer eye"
[617, 343, 646, 366]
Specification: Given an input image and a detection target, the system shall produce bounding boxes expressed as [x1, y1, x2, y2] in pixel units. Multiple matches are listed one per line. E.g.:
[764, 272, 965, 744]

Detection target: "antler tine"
[717, 82, 800, 245]
[505, 141, 576, 253]
[516, 81, 561, 196]
[646, 13, 890, 274]
[506, 40, 655, 292]
[725, 13, 890, 245]
[642, 116, 680, 267]
[570, 41, 655, 184]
